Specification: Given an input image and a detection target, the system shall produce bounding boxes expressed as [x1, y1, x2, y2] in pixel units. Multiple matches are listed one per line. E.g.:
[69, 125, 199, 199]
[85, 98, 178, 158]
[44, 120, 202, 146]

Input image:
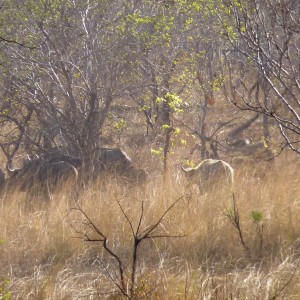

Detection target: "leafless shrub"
[69, 195, 184, 298]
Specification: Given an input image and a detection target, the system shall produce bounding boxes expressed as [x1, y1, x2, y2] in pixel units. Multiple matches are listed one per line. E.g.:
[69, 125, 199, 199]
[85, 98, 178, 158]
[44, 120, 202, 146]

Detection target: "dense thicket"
[0, 0, 299, 162]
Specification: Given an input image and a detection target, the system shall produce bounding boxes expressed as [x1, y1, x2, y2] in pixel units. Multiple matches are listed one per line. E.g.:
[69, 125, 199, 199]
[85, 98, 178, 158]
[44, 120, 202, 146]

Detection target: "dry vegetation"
[0, 147, 299, 299]
[0, 1, 299, 298]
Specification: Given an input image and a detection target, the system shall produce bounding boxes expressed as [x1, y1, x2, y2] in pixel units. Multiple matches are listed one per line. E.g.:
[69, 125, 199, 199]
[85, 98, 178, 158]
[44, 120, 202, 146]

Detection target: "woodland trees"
[1, 1, 141, 158]
[0, 0, 299, 164]
[219, 0, 300, 153]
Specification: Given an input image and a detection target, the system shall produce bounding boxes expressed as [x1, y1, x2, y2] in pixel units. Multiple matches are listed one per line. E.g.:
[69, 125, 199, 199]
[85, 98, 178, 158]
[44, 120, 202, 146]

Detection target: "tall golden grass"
[0, 153, 299, 299]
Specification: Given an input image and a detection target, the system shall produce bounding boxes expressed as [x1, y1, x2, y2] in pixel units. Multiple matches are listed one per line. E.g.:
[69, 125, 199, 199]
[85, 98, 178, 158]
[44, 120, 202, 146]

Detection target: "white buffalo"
[181, 159, 234, 193]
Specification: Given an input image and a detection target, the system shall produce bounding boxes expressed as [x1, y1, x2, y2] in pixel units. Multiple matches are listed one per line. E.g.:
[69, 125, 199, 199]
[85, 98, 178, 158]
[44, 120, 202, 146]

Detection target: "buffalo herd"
[0, 148, 148, 199]
[0, 148, 235, 200]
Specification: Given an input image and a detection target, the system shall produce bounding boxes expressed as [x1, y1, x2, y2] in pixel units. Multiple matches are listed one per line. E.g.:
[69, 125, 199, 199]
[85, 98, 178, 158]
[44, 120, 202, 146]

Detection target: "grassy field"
[0, 150, 299, 299]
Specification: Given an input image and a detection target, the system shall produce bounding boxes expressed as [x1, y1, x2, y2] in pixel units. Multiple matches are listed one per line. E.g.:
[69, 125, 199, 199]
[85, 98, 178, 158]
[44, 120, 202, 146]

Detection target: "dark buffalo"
[88, 148, 147, 184]
[46, 155, 83, 168]
[119, 165, 148, 184]
[94, 148, 132, 170]
[7, 155, 78, 197]
[77, 158, 106, 185]
[97, 148, 148, 183]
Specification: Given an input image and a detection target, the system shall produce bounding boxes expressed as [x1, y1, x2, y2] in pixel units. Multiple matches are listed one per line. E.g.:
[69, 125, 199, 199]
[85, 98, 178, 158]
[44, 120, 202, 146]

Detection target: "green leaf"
[251, 210, 263, 223]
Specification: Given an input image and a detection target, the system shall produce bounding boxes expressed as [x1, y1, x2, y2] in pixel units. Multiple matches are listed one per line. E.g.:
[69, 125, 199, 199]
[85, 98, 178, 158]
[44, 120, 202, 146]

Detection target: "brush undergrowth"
[0, 154, 299, 299]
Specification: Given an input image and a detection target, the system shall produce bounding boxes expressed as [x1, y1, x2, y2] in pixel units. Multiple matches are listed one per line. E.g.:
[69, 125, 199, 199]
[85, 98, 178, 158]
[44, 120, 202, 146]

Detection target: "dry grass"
[0, 153, 299, 299]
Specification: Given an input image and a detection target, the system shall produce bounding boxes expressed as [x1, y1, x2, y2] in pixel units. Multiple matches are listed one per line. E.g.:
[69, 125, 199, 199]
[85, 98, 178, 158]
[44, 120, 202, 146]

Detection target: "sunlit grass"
[0, 154, 299, 298]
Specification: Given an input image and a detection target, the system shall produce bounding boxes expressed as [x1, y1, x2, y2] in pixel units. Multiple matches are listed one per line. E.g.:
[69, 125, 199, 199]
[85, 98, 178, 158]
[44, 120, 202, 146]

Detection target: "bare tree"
[219, 0, 300, 154]
[70, 196, 184, 299]
[0, 1, 141, 159]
